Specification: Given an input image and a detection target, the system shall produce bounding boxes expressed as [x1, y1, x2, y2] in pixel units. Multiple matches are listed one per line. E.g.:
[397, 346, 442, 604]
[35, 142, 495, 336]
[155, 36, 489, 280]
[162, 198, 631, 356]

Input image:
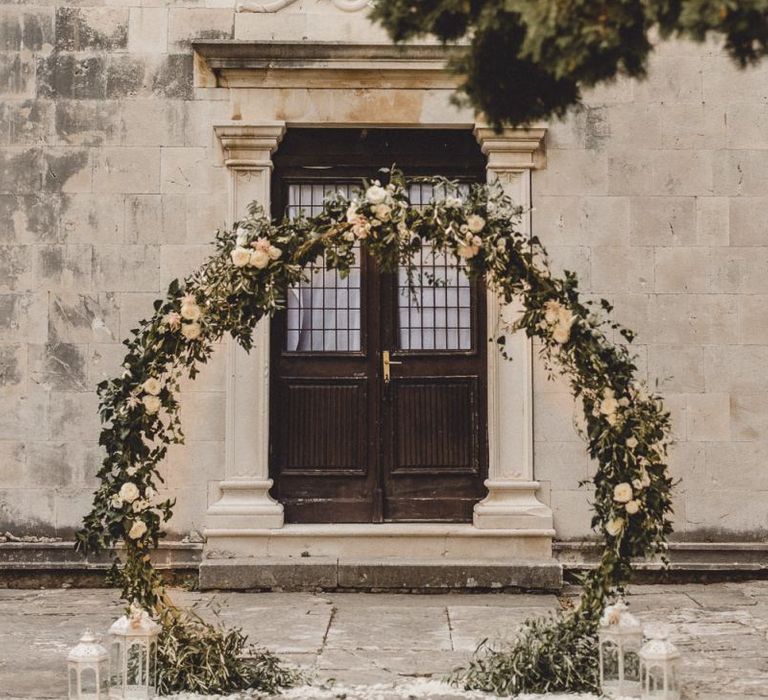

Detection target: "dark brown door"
[269, 129, 488, 523]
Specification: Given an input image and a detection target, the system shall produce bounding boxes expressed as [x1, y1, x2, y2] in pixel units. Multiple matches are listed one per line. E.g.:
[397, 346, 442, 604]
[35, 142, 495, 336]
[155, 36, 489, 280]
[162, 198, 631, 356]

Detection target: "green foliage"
[157, 607, 302, 695]
[76, 169, 673, 693]
[369, 0, 768, 126]
[451, 612, 600, 695]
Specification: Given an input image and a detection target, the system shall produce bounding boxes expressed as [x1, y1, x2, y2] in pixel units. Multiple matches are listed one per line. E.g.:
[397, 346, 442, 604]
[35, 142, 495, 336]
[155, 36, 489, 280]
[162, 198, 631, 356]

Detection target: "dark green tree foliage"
[370, 0, 768, 126]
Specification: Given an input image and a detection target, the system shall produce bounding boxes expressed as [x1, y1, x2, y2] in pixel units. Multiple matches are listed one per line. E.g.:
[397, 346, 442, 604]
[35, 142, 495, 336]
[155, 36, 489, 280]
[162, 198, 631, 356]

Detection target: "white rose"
[444, 196, 463, 209]
[146, 486, 156, 499]
[128, 520, 147, 540]
[119, 482, 140, 504]
[467, 214, 486, 234]
[626, 437, 638, 449]
[132, 499, 146, 513]
[249, 249, 270, 269]
[180, 302, 201, 321]
[126, 466, 137, 477]
[365, 185, 387, 204]
[142, 377, 162, 396]
[606, 517, 625, 537]
[268, 245, 282, 261]
[110, 494, 123, 509]
[613, 482, 633, 503]
[346, 203, 359, 223]
[372, 203, 391, 221]
[231, 247, 251, 267]
[343, 230, 355, 242]
[181, 322, 202, 341]
[142, 394, 162, 415]
[625, 499, 641, 515]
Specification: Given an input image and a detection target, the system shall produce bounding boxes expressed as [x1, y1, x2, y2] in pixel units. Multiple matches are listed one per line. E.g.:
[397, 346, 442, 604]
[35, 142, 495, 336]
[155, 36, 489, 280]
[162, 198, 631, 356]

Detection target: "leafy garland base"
[77, 171, 673, 694]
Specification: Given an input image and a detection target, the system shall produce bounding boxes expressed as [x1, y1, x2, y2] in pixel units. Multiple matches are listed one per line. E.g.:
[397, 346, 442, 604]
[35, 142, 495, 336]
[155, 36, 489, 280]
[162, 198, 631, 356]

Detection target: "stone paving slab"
[0, 584, 766, 698]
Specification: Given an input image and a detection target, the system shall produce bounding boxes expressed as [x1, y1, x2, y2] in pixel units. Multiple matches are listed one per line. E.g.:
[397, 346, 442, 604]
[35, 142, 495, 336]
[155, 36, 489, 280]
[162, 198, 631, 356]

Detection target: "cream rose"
[268, 245, 282, 261]
[128, 520, 147, 540]
[142, 377, 162, 396]
[613, 482, 633, 503]
[231, 247, 251, 267]
[543, 299, 563, 324]
[346, 203, 359, 223]
[180, 302, 201, 321]
[365, 184, 387, 204]
[110, 494, 123, 509]
[145, 486, 156, 499]
[142, 394, 161, 415]
[119, 482, 140, 504]
[181, 322, 201, 341]
[467, 214, 486, 234]
[444, 196, 462, 209]
[626, 436, 638, 449]
[372, 203, 391, 221]
[625, 499, 641, 515]
[600, 389, 619, 417]
[606, 517, 625, 537]
[249, 249, 270, 269]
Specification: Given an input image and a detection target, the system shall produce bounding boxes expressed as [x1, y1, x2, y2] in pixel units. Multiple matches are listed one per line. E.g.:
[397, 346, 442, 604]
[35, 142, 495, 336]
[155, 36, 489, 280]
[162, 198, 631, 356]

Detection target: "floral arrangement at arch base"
[76, 170, 673, 695]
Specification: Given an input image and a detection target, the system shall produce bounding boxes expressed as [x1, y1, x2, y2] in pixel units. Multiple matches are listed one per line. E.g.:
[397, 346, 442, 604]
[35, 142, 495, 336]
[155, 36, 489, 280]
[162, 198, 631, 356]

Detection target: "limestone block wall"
[533, 38, 768, 542]
[0, 1, 766, 544]
[0, 0, 233, 537]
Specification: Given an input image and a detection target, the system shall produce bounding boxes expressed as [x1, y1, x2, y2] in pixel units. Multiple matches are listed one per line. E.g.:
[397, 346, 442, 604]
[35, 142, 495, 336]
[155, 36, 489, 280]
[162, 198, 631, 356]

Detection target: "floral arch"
[76, 171, 673, 694]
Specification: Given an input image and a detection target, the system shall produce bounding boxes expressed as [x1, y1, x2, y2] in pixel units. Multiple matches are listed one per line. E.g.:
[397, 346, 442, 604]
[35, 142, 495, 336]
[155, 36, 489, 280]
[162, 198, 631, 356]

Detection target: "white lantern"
[67, 629, 110, 699]
[640, 634, 681, 700]
[598, 599, 644, 698]
[108, 604, 160, 699]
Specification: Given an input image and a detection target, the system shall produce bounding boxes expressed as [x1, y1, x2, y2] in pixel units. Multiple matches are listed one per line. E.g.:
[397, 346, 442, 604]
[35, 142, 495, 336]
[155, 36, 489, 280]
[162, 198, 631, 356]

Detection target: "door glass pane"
[398, 183, 472, 351]
[285, 183, 361, 352]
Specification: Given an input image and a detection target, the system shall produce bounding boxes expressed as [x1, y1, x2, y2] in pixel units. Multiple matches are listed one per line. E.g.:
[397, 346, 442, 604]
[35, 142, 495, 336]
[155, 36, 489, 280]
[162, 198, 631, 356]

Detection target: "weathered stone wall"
[1, 1, 766, 543]
[534, 38, 768, 542]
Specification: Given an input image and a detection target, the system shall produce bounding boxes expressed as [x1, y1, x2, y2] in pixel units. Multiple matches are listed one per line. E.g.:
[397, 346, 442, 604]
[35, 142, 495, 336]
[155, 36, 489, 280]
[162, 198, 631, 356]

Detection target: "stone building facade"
[1, 0, 766, 581]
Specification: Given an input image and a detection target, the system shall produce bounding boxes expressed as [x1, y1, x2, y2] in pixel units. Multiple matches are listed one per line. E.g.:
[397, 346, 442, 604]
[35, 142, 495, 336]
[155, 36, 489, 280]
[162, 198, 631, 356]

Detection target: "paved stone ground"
[1, 582, 767, 699]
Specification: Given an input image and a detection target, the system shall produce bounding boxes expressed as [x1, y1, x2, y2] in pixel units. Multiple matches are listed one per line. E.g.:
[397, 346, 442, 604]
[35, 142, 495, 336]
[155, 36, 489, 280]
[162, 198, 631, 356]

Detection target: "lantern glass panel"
[110, 638, 157, 699]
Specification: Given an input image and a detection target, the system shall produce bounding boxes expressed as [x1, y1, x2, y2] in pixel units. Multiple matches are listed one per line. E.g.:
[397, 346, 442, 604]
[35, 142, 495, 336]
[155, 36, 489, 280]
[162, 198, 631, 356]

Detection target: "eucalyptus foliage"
[76, 170, 673, 693]
[369, 0, 768, 126]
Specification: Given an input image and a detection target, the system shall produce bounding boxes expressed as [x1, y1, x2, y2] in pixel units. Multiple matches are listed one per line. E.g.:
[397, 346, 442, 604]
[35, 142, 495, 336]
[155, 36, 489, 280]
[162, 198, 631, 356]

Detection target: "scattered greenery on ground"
[370, 0, 768, 127]
[77, 170, 672, 693]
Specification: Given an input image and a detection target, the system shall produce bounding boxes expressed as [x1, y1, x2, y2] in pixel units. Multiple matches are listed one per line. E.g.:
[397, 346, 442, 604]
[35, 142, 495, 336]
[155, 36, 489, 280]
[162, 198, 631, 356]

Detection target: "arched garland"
[76, 170, 673, 694]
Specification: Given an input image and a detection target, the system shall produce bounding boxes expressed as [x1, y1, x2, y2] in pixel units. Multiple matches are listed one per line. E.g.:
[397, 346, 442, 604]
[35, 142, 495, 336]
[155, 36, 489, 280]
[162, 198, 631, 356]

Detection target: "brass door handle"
[382, 350, 403, 384]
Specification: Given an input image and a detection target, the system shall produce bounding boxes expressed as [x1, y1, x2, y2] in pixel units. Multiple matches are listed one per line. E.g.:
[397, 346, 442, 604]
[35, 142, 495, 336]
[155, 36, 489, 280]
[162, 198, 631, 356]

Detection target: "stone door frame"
[196, 42, 555, 559]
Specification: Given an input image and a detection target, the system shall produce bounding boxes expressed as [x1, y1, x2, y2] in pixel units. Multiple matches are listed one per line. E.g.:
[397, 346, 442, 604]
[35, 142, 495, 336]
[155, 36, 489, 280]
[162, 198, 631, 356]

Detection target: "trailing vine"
[76, 170, 673, 694]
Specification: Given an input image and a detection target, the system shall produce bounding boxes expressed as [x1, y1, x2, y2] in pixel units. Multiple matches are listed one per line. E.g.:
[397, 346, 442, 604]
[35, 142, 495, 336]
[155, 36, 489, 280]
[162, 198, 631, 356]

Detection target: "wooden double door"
[268, 129, 488, 523]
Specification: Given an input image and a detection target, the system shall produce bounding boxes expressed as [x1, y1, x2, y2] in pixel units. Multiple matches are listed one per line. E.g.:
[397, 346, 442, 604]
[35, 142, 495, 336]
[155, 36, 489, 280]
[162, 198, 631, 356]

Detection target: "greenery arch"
[76, 170, 673, 695]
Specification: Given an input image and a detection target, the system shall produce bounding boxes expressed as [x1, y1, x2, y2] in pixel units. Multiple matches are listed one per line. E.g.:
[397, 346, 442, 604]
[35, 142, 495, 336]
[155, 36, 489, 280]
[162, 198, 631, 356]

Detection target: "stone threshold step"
[199, 557, 563, 592]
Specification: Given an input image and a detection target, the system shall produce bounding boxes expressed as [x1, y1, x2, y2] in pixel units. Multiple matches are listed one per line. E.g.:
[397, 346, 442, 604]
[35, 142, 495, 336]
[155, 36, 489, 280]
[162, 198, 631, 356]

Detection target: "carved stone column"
[472, 126, 554, 532]
[205, 122, 286, 535]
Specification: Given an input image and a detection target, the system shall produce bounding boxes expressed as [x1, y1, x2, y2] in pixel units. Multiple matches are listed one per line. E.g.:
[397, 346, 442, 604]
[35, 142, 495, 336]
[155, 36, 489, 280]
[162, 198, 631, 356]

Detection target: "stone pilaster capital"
[214, 121, 287, 170]
[474, 124, 547, 171]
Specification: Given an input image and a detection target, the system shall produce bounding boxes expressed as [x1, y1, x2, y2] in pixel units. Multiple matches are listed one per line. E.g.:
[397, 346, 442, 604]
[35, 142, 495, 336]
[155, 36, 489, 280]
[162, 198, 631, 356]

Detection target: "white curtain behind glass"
[285, 183, 361, 352]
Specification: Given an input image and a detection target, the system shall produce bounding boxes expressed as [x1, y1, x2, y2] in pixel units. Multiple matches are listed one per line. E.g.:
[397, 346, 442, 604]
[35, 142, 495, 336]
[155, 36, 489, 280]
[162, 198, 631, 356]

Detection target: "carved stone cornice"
[193, 41, 459, 89]
[237, 0, 368, 12]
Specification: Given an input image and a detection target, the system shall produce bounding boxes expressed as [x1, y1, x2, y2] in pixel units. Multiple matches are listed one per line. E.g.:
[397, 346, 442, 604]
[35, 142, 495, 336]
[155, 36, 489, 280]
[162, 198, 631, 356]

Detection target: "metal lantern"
[108, 604, 160, 699]
[67, 629, 110, 699]
[640, 634, 682, 700]
[599, 599, 644, 698]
